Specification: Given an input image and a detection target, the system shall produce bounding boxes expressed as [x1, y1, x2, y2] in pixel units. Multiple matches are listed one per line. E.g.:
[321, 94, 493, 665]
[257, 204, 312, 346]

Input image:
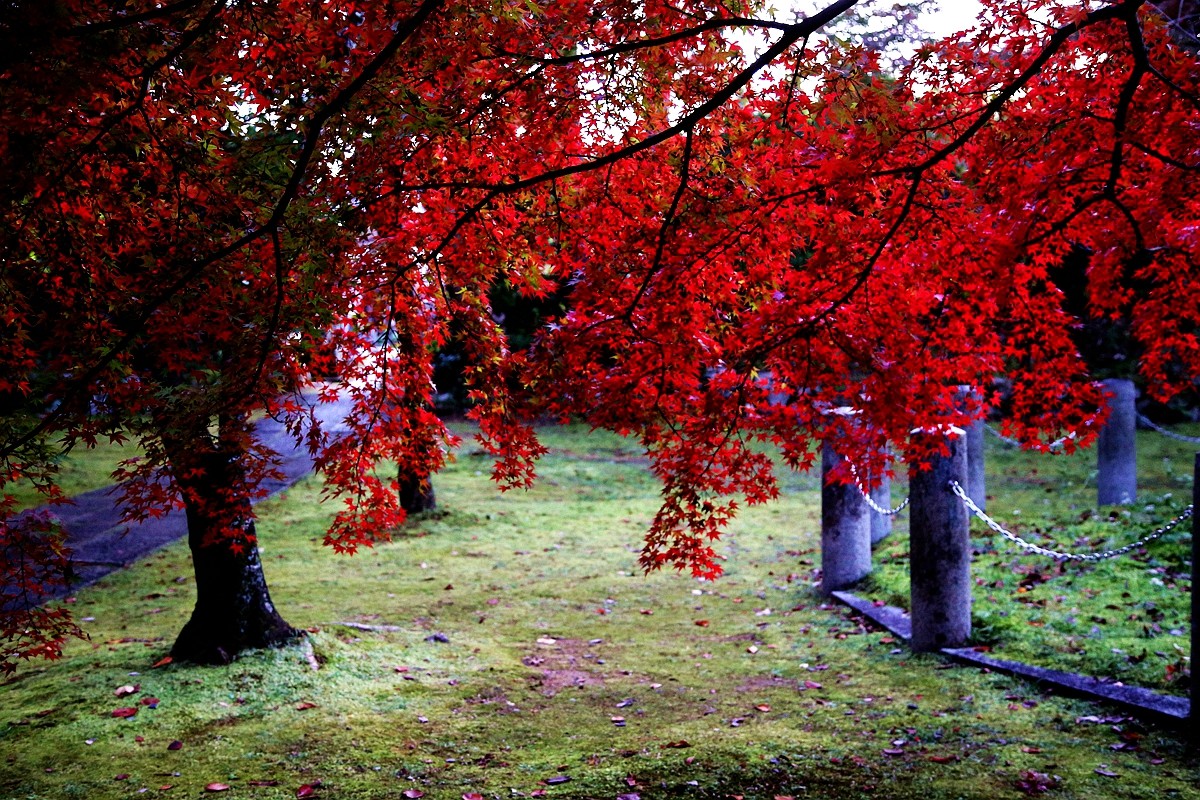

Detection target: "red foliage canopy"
[2, 0, 1198, 669]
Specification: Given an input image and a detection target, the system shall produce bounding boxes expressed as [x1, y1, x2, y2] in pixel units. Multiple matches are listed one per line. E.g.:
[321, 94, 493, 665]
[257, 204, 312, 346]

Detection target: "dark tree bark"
[397, 470, 435, 515]
[165, 434, 297, 664]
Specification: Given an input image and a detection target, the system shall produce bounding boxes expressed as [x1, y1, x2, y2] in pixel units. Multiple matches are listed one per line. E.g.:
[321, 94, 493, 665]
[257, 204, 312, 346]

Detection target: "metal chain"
[983, 424, 1078, 451]
[1136, 412, 1200, 444]
[846, 462, 910, 516]
[984, 424, 1020, 447]
[991, 412, 1200, 448]
[861, 488, 911, 516]
[949, 480, 1193, 562]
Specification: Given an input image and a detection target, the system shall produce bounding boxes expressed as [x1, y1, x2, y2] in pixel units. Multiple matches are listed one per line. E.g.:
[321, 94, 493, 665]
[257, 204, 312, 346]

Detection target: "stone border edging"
[830, 590, 1190, 727]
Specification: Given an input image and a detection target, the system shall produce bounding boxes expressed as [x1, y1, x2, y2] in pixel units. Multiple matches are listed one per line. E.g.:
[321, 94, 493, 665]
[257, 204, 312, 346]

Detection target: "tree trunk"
[166, 441, 297, 665]
[398, 470, 436, 515]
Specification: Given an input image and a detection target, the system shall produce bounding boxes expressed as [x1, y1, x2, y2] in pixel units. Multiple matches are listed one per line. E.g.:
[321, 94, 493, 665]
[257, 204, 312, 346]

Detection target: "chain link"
[861, 488, 911, 516]
[983, 424, 1080, 451]
[992, 412, 1200, 446]
[984, 424, 1021, 447]
[846, 462, 910, 516]
[1136, 412, 1200, 444]
[948, 480, 1192, 562]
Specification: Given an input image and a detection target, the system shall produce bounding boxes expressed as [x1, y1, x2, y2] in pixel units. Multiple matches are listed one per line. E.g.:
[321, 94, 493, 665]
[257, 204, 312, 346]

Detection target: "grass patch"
[1, 423, 1197, 799]
[4, 437, 137, 511]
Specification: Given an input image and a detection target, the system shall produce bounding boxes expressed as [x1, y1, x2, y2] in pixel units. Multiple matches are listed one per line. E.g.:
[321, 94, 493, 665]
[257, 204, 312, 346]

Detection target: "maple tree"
[1, 0, 1198, 670]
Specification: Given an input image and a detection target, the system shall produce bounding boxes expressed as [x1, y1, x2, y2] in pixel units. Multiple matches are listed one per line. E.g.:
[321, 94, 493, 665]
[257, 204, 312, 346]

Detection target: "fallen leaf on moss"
[1012, 770, 1060, 795]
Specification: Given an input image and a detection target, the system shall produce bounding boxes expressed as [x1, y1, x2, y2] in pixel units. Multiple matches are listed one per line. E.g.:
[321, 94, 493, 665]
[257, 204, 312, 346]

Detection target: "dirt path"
[24, 390, 355, 604]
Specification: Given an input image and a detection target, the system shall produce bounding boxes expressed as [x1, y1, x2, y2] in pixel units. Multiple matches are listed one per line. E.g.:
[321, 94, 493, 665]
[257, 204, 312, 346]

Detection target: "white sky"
[923, 0, 985, 36]
[778, 0, 987, 40]
[731, 1, 988, 78]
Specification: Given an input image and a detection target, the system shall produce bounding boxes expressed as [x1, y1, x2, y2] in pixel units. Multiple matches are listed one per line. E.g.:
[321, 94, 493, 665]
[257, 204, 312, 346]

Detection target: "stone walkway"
[19, 390, 354, 604]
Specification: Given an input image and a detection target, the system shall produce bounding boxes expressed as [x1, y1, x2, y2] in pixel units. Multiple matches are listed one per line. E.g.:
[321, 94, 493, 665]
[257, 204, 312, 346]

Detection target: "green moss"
[1, 422, 1197, 799]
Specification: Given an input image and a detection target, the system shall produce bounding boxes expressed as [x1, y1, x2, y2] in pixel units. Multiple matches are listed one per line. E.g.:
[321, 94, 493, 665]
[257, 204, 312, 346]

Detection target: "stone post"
[909, 429, 971, 652]
[820, 441, 872, 594]
[967, 418, 986, 512]
[957, 385, 986, 511]
[870, 471, 892, 545]
[1097, 378, 1137, 506]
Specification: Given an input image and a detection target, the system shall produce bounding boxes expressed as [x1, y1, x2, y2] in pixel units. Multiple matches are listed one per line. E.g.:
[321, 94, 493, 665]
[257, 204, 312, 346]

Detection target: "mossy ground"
[1, 423, 1197, 799]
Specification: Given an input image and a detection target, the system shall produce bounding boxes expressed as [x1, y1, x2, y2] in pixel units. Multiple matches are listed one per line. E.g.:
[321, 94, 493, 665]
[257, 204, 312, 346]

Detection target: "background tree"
[1154, 0, 1200, 42]
[2, 0, 1198, 671]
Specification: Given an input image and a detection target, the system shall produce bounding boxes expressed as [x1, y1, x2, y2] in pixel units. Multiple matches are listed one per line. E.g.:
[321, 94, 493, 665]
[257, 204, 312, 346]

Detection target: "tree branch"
[492, 15, 793, 67]
[883, 0, 1147, 179]
[68, 0, 207, 35]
